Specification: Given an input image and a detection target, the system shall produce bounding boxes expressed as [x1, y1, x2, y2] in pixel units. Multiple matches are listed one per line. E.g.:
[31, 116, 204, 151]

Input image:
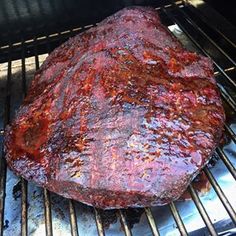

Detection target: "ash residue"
[98, 207, 144, 230]
[100, 209, 118, 229]
[12, 181, 21, 200]
[125, 208, 145, 228]
[208, 152, 220, 168]
[3, 220, 9, 229]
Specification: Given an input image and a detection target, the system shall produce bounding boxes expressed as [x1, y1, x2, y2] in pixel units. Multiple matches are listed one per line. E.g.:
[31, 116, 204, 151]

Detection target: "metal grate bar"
[0, 150, 6, 232]
[0, 28, 69, 55]
[5, 57, 11, 132]
[69, 200, 79, 236]
[224, 124, 236, 144]
[57, 32, 62, 40]
[46, 35, 51, 52]
[169, 202, 187, 235]
[176, 4, 236, 67]
[214, 67, 236, 76]
[94, 208, 105, 236]
[21, 43, 28, 236]
[218, 86, 236, 113]
[188, 184, 217, 235]
[43, 189, 53, 236]
[34, 46, 40, 70]
[144, 208, 160, 236]
[216, 148, 236, 180]
[34, 41, 53, 236]
[118, 210, 133, 236]
[21, 43, 27, 97]
[161, 7, 236, 93]
[204, 167, 236, 225]
[222, 98, 236, 114]
[21, 179, 28, 236]
[0, 52, 12, 236]
[215, 68, 236, 93]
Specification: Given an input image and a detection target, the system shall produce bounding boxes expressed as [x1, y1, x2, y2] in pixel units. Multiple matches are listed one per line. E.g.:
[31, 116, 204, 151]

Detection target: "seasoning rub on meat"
[5, 7, 225, 209]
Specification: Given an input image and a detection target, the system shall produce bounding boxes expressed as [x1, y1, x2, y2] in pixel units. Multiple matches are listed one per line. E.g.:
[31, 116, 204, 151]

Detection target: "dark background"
[205, 0, 236, 26]
[0, 0, 164, 46]
[0, 0, 235, 46]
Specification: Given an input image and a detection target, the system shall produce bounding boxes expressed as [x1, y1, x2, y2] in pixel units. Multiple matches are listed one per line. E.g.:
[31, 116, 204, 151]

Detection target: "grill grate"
[0, 1, 236, 235]
[188, 184, 217, 235]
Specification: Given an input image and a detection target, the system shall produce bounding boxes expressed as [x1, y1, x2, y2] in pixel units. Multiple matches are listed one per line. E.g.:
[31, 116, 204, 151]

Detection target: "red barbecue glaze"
[4, 7, 225, 209]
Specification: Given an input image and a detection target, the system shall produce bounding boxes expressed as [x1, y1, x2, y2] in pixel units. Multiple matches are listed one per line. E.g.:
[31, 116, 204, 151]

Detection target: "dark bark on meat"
[4, 7, 225, 209]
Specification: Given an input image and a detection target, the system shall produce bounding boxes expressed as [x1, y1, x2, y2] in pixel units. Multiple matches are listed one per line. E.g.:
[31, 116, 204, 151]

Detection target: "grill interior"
[0, 0, 236, 235]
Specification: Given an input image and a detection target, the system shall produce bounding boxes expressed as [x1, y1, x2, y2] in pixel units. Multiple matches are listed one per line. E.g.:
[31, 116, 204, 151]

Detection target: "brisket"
[5, 7, 225, 209]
